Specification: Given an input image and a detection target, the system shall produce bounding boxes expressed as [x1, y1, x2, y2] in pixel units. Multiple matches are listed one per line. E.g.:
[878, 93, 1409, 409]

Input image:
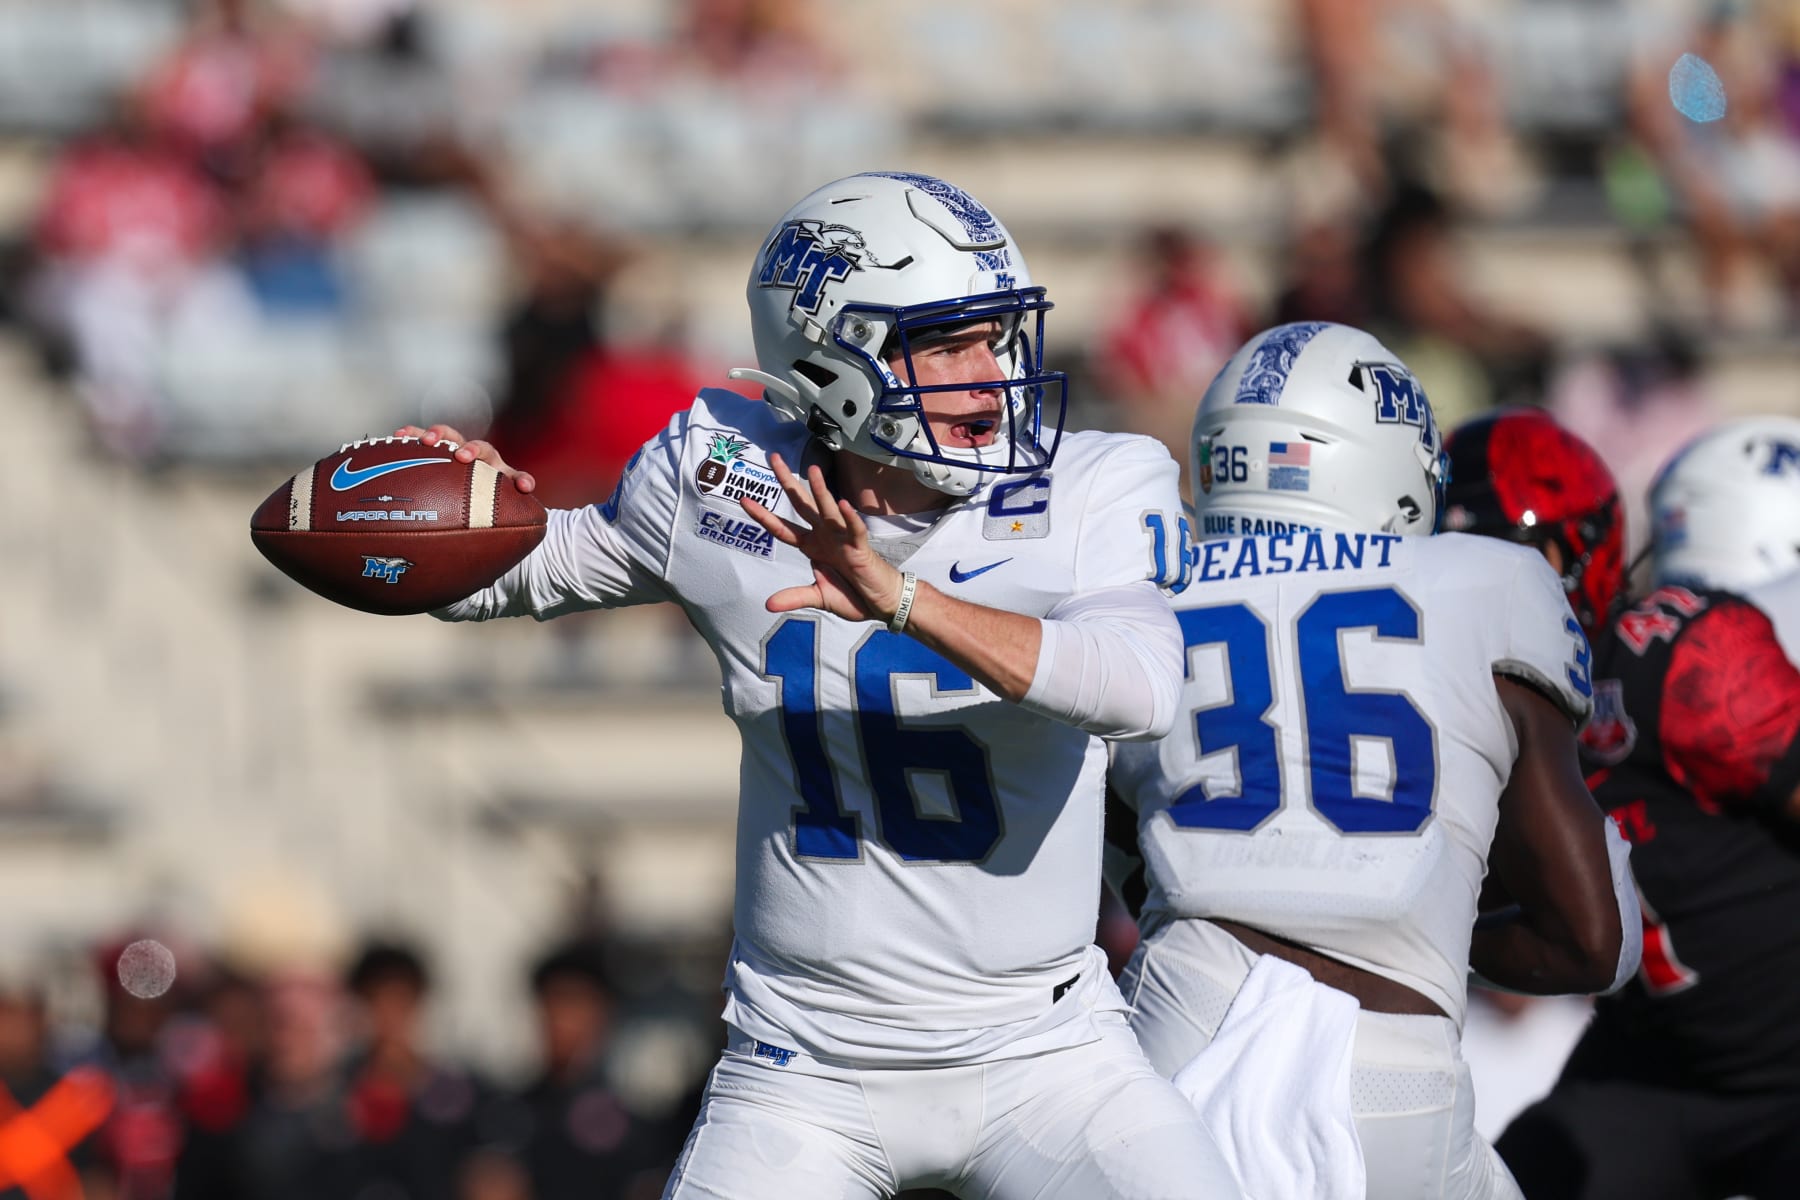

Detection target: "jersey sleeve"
[434, 413, 684, 621]
[1660, 598, 1800, 814]
[1022, 581, 1184, 740]
[1071, 435, 1188, 593]
[1493, 549, 1595, 725]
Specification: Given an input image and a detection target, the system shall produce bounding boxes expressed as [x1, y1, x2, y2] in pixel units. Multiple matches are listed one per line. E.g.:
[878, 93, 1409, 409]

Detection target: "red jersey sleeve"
[1660, 599, 1800, 813]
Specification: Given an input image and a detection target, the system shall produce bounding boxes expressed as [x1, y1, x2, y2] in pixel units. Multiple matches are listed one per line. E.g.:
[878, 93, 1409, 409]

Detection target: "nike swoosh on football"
[329, 457, 450, 491]
[948, 558, 1012, 583]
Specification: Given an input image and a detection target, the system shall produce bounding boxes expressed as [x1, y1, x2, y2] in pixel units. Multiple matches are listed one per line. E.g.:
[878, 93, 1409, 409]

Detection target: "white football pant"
[1122, 918, 1524, 1200]
[664, 1012, 1243, 1199]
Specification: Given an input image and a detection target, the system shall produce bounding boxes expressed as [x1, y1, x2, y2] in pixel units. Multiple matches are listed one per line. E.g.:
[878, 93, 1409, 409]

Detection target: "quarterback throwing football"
[404, 174, 1241, 1198]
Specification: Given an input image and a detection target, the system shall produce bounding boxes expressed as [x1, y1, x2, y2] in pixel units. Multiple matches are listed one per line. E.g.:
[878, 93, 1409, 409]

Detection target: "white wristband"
[888, 571, 919, 634]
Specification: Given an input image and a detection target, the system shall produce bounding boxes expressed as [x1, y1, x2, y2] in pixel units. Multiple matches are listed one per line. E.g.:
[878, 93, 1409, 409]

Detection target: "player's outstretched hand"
[741, 454, 905, 624]
[394, 424, 536, 495]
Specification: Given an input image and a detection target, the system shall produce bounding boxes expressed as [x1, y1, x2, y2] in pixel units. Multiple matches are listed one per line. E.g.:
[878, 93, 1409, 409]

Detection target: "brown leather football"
[250, 436, 547, 615]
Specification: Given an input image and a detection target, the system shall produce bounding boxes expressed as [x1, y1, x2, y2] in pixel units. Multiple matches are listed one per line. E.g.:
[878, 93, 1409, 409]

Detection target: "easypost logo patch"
[694, 434, 783, 508]
[694, 509, 776, 559]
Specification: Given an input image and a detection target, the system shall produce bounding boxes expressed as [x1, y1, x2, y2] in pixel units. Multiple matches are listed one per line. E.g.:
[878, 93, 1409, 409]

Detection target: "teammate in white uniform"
[405, 174, 1241, 1198]
[1107, 323, 1641, 1200]
[1646, 415, 1800, 662]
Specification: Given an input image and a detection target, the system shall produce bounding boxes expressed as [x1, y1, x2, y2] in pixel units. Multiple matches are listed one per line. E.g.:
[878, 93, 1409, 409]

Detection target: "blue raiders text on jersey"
[442, 388, 1190, 1064]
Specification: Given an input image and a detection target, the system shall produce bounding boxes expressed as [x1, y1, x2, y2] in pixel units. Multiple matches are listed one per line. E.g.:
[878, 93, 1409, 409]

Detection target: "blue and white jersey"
[442, 388, 1189, 1064]
[1110, 530, 1593, 1026]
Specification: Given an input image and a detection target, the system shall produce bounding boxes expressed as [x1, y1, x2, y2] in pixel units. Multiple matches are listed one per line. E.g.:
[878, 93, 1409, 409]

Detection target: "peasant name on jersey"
[1191, 529, 1401, 583]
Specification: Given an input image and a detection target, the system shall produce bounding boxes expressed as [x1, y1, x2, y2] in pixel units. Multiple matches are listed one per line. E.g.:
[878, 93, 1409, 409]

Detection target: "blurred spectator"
[1627, 2, 1800, 329]
[1272, 217, 1370, 329]
[456, 1149, 533, 1200]
[337, 939, 495, 1200]
[497, 940, 670, 1200]
[25, 106, 246, 458]
[32, 111, 225, 273]
[81, 934, 198, 1200]
[676, 0, 840, 87]
[24, 90, 375, 459]
[187, 967, 356, 1200]
[135, 0, 312, 188]
[1293, 0, 1537, 220]
[1547, 331, 1717, 563]
[235, 114, 375, 315]
[168, 967, 262, 1200]
[284, 0, 418, 47]
[0, 971, 114, 1200]
[507, 340, 710, 511]
[481, 212, 627, 504]
[1365, 182, 1551, 427]
[298, 7, 480, 190]
[478, 197, 703, 511]
[1094, 226, 1252, 489]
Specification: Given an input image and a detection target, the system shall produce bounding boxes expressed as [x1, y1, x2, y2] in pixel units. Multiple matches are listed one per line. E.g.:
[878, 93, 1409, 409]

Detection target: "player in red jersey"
[1445, 409, 1800, 1199]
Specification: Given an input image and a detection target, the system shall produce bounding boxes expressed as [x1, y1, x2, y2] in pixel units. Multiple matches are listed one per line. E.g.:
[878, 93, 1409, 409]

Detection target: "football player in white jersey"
[1648, 415, 1800, 661]
[1106, 323, 1641, 1200]
[400, 173, 1242, 1199]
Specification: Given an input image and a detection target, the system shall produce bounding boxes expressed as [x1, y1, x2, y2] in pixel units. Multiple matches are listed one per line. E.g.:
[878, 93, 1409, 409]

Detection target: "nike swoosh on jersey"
[329, 458, 449, 492]
[948, 558, 1013, 583]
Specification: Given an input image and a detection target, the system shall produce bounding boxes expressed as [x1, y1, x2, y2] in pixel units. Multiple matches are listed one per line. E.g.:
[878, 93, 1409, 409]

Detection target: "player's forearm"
[433, 507, 640, 621]
[433, 560, 535, 621]
[900, 580, 1042, 703]
[1471, 829, 1635, 996]
[903, 580, 1184, 740]
[1469, 918, 1620, 995]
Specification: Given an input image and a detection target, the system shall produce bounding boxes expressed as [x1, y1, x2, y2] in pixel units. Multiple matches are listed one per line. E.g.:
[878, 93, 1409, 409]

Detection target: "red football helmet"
[1442, 407, 1626, 637]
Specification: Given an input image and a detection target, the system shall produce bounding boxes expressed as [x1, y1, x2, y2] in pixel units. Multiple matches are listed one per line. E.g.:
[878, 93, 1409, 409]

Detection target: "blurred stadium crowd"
[0, 931, 693, 1199]
[2, 0, 1799, 1196]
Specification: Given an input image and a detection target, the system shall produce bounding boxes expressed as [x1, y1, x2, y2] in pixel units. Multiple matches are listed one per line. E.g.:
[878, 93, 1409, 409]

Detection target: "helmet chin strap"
[915, 459, 984, 496]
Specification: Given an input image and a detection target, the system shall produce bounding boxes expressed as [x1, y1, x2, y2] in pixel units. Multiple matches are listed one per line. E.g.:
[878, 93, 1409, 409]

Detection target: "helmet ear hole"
[792, 360, 838, 389]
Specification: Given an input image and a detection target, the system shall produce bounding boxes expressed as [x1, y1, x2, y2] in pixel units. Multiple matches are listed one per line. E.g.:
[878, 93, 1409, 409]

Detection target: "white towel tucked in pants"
[1125, 918, 1526, 1200]
[1169, 953, 1367, 1200]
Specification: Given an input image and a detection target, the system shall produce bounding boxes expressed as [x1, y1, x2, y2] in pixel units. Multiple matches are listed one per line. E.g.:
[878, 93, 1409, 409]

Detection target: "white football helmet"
[731, 172, 1065, 496]
[1189, 322, 1448, 535]
[1649, 416, 1800, 590]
